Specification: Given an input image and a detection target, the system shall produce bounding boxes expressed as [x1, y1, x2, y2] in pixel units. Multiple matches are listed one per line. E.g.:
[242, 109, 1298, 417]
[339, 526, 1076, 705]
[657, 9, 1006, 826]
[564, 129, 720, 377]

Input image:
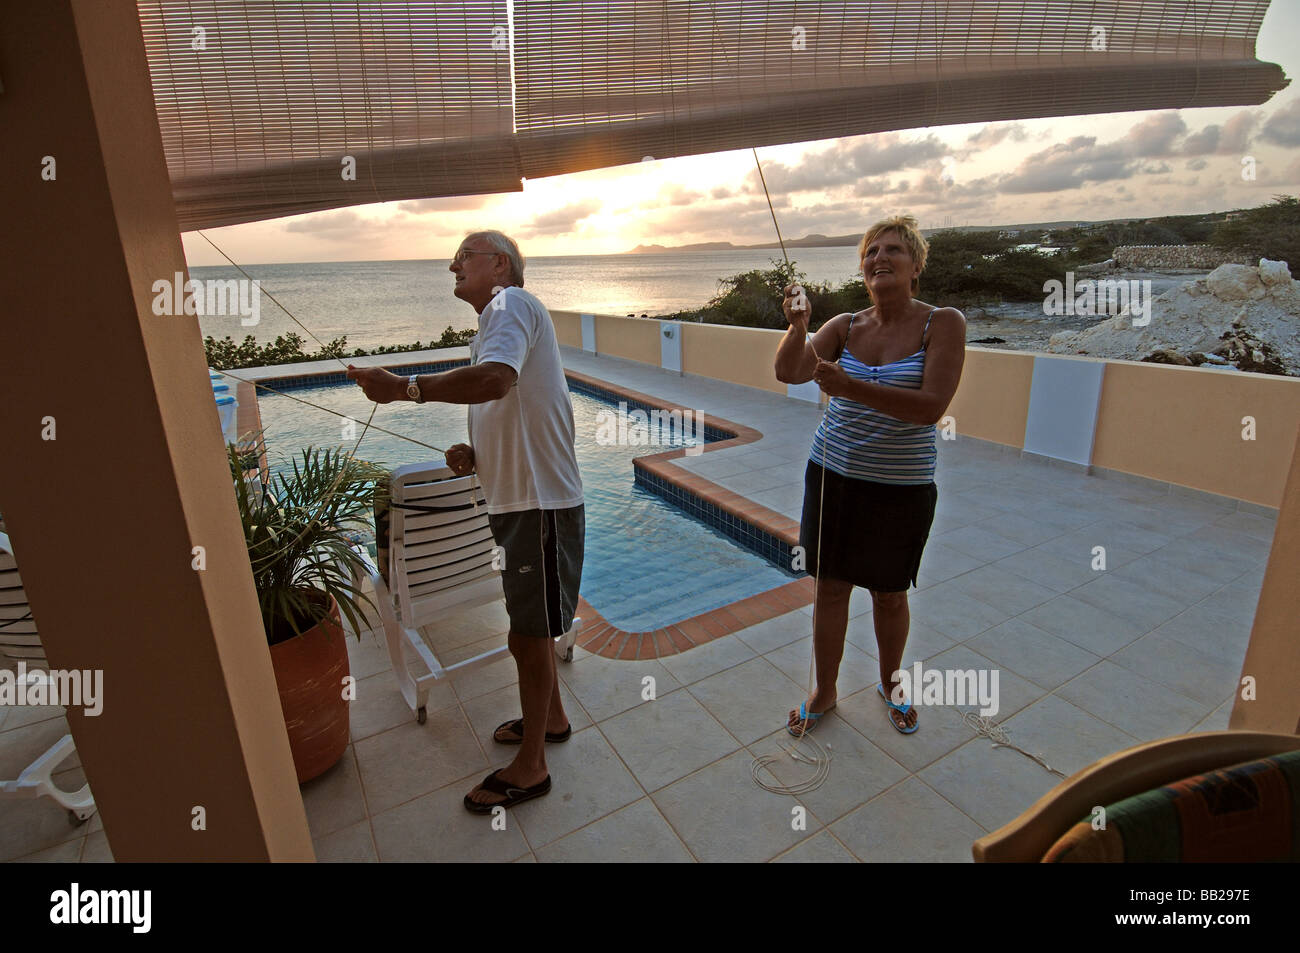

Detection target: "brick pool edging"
[234, 360, 816, 661]
[560, 369, 813, 660]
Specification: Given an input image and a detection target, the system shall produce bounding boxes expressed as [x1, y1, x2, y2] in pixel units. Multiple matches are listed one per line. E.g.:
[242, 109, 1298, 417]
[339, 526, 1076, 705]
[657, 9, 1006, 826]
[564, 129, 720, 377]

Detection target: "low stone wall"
[1113, 244, 1248, 269]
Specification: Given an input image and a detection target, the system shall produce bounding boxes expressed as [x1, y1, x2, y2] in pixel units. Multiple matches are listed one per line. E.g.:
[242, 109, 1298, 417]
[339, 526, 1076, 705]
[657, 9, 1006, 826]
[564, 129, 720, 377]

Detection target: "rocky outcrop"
[1112, 244, 1249, 270]
[1047, 261, 1300, 376]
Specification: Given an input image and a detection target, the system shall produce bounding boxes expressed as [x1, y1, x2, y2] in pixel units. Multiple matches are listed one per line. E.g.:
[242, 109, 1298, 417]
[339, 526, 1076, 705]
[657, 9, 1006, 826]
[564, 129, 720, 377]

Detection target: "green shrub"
[918, 231, 1064, 307]
[1211, 196, 1300, 268]
[204, 326, 476, 370]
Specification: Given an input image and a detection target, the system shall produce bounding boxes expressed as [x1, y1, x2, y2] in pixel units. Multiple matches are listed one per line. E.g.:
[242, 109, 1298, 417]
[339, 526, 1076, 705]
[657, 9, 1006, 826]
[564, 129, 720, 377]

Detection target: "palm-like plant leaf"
[228, 435, 388, 645]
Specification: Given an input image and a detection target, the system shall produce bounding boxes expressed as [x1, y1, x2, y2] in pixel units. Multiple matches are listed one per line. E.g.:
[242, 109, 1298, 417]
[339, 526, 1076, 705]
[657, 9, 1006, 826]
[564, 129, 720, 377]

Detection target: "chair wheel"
[417, 706, 427, 725]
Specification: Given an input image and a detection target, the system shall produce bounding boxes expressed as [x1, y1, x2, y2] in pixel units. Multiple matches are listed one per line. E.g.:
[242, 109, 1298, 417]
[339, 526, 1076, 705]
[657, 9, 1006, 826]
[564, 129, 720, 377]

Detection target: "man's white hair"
[464, 230, 525, 288]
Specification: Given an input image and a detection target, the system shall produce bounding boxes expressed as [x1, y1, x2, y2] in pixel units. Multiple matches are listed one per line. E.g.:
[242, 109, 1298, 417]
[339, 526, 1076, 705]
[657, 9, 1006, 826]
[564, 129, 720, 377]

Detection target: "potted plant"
[228, 438, 387, 783]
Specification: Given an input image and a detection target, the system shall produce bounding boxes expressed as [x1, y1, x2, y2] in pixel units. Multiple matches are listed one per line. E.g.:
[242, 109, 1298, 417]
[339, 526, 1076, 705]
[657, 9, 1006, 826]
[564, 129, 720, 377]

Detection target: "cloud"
[283, 209, 366, 236]
[964, 123, 1029, 148]
[1221, 111, 1261, 152]
[995, 113, 1202, 194]
[743, 132, 950, 194]
[640, 198, 780, 239]
[1124, 114, 1187, 157]
[851, 176, 911, 198]
[660, 185, 704, 207]
[1186, 157, 1208, 171]
[998, 136, 1129, 193]
[518, 199, 602, 237]
[1182, 125, 1221, 155]
[396, 194, 496, 214]
[1184, 109, 1263, 155]
[1259, 97, 1300, 146]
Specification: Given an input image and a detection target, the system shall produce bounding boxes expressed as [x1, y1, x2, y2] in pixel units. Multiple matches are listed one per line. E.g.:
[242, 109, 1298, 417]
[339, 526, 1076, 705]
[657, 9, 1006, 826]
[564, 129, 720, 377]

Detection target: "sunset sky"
[182, 2, 1300, 266]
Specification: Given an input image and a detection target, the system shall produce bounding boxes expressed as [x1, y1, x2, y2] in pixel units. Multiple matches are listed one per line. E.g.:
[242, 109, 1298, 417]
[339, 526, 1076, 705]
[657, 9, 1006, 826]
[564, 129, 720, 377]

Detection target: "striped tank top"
[809, 309, 937, 485]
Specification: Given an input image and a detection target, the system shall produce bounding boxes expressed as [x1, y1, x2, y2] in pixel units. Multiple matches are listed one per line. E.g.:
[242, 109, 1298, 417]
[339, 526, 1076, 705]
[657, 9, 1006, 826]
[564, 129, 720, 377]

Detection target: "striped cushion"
[1044, 749, 1300, 862]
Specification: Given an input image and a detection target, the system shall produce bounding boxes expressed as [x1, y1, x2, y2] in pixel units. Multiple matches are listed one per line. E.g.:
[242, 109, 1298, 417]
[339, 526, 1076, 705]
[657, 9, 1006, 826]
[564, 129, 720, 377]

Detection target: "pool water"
[256, 380, 794, 631]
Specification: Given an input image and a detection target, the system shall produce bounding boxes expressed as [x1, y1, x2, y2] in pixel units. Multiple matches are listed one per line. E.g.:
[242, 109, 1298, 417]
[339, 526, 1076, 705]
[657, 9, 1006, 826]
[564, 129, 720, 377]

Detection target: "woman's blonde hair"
[857, 215, 928, 296]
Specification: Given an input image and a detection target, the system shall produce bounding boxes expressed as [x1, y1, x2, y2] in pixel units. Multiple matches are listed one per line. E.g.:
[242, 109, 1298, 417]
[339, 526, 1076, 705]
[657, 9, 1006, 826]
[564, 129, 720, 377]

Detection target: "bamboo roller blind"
[136, 0, 1288, 230]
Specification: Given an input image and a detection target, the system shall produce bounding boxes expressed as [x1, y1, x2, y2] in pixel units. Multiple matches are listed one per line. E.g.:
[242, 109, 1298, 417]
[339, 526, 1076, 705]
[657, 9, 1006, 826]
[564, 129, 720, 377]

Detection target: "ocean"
[189, 247, 864, 351]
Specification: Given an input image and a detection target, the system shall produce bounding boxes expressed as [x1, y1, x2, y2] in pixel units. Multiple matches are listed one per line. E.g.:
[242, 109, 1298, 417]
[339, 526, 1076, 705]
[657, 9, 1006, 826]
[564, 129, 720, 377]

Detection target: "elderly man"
[346, 230, 584, 814]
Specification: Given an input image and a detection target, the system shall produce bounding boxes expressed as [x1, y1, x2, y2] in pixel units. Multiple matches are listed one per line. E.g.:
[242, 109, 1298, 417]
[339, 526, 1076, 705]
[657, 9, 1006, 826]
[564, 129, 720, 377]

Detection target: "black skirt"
[799, 461, 938, 592]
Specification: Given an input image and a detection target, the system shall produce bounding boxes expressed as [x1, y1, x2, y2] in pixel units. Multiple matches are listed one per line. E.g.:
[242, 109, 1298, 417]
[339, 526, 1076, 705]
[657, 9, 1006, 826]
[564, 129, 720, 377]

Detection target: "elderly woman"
[774, 215, 965, 735]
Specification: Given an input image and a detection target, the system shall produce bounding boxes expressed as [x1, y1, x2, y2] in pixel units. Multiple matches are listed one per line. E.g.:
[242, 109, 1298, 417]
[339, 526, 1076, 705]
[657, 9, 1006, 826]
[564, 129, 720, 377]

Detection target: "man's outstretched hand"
[446, 443, 475, 476]
[346, 364, 405, 403]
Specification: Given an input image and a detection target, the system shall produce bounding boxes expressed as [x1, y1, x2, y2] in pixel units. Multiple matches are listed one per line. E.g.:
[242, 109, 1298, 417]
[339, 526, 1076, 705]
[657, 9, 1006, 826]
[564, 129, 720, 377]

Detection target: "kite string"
[740, 175, 1065, 782]
[217, 367, 448, 457]
[749, 147, 833, 796]
[196, 230, 465, 567]
[197, 229, 451, 456]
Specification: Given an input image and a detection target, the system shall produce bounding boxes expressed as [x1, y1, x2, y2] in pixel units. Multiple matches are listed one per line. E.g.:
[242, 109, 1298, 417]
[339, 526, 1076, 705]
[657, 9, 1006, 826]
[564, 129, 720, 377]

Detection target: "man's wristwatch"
[406, 374, 425, 403]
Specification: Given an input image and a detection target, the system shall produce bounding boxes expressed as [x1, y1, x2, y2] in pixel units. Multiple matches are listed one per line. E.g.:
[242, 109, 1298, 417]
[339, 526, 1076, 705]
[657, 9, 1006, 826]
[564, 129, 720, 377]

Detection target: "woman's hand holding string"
[782, 282, 810, 334]
[812, 358, 854, 399]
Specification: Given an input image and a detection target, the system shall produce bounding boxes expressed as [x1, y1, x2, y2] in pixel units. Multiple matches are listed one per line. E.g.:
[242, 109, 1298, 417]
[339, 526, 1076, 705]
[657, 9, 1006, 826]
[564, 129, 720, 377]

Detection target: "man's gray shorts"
[487, 506, 585, 639]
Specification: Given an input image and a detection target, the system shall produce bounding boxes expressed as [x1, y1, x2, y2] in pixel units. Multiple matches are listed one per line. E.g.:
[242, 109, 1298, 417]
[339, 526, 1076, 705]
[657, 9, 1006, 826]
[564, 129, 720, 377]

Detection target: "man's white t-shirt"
[467, 286, 584, 515]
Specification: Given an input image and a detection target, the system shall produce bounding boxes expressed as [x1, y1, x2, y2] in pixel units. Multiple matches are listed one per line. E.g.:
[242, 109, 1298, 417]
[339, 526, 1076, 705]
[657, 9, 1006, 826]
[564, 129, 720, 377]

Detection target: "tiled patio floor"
[1, 348, 1275, 862]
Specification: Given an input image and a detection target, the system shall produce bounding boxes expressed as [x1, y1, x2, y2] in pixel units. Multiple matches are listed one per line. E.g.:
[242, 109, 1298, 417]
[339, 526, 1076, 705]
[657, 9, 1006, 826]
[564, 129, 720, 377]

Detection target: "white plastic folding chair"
[0, 532, 97, 826]
[356, 463, 580, 724]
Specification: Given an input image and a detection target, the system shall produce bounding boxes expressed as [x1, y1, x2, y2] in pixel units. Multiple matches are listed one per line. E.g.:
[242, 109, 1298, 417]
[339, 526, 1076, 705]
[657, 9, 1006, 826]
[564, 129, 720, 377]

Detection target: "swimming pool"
[254, 374, 795, 632]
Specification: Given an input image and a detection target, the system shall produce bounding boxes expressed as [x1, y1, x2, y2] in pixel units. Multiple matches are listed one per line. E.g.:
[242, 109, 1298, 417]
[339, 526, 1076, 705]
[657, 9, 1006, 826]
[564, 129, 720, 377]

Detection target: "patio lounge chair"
[973, 730, 1300, 862]
[356, 463, 580, 724]
[0, 532, 97, 825]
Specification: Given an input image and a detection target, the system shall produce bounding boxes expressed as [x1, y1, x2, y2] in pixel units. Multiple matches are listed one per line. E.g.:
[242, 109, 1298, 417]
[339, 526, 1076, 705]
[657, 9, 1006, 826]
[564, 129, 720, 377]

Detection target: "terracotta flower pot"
[268, 594, 351, 783]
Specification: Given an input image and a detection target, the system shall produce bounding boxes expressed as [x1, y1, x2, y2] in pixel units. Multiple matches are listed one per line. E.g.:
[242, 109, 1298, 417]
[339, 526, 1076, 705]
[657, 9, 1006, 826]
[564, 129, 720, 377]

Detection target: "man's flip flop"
[787, 701, 835, 737]
[492, 718, 572, 745]
[463, 768, 552, 814]
[877, 683, 919, 734]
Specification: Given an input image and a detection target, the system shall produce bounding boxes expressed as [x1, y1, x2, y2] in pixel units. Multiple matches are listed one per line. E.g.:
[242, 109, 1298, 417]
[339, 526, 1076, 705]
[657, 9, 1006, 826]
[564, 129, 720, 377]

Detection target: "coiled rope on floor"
[959, 710, 1067, 778]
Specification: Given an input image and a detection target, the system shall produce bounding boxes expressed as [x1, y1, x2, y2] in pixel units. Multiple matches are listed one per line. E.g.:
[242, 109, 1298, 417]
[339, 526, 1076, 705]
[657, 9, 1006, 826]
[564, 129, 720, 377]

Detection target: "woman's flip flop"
[787, 700, 836, 737]
[877, 683, 919, 734]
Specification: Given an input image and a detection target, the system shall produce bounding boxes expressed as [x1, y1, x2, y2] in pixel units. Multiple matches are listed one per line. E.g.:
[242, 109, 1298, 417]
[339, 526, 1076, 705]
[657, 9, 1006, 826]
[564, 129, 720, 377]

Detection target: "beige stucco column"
[0, 1, 313, 860]
[1232, 422, 1300, 734]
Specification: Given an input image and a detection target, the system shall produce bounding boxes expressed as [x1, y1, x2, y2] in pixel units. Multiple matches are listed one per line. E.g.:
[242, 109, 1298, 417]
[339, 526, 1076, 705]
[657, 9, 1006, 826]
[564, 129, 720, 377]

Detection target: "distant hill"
[625, 219, 1156, 254]
[628, 234, 862, 253]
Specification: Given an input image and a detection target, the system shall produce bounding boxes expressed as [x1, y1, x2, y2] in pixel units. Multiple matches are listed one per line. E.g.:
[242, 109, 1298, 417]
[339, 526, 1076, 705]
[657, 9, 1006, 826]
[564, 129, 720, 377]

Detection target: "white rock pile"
[1046, 260, 1300, 375]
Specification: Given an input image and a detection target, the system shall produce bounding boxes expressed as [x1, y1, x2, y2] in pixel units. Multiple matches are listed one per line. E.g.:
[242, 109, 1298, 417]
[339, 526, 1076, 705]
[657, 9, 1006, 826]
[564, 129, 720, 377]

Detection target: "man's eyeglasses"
[452, 248, 500, 265]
